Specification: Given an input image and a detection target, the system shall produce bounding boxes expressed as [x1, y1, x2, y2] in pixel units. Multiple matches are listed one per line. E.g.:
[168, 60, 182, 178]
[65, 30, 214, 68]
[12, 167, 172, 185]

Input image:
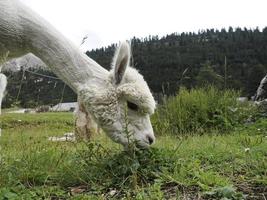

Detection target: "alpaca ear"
[113, 41, 131, 84]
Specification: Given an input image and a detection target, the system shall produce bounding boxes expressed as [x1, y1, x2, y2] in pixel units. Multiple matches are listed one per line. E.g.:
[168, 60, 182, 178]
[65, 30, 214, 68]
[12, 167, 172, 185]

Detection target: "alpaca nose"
[146, 135, 155, 145]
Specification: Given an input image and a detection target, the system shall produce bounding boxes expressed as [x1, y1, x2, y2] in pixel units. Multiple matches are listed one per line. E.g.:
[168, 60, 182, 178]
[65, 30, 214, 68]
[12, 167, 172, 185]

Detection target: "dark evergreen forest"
[3, 27, 267, 108]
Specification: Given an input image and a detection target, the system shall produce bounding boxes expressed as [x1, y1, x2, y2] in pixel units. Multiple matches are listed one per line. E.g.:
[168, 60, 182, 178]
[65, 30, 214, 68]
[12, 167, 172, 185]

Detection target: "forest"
[3, 27, 267, 108]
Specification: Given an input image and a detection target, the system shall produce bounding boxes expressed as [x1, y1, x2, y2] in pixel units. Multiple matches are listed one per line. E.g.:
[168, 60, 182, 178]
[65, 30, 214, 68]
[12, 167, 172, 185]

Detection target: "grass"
[152, 87, 259, 135]
[0, 112, 266, 199]
[0, 112, 74, 129]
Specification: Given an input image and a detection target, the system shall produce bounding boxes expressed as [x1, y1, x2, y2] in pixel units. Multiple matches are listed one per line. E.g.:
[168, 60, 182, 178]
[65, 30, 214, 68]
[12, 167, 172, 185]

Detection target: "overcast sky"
[20, 0, 267, 51]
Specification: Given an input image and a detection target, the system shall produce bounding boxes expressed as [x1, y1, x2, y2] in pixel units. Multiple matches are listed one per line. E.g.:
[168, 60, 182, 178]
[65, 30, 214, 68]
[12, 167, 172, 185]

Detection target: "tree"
[195, 62, 223, 88]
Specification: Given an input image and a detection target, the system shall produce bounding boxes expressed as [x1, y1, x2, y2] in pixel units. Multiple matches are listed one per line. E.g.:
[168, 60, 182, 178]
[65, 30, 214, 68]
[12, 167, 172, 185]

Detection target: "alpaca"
[254, 74, 267, 101]
[0, 0, 156, 148]
[0, 73, 7, 115]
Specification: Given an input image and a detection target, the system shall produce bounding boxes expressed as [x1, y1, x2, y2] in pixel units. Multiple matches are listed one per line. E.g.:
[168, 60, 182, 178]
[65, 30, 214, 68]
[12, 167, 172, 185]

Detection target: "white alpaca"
[0, 0, 156, 148]
[0, 73, 7, 115]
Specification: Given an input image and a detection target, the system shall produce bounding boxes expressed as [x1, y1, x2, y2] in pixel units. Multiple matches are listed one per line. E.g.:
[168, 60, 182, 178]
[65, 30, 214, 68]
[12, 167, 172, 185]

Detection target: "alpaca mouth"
[136, 141, 150, 149]
[109, 131, 152, 149]
[122, 139, 150, 149]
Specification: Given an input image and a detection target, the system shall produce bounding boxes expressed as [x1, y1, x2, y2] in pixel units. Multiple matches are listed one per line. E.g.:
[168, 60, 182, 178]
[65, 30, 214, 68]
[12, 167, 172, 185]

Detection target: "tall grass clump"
[152, 86, 258, 135]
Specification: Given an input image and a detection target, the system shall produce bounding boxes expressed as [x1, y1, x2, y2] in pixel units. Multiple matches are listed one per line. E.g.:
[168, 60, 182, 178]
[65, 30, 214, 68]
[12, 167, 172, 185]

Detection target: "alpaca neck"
[0, 0, 109, 92]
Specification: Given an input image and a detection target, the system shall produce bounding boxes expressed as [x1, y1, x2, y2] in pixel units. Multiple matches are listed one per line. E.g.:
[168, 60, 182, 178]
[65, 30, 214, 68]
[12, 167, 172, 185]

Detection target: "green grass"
[152, 87, 259, 135]
[0, 112, 74, 129]
[0, 112, 266, 199]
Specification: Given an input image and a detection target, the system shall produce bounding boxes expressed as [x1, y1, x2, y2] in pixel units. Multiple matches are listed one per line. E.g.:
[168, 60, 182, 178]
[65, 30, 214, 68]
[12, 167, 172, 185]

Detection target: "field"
[0, 111, 266, 200]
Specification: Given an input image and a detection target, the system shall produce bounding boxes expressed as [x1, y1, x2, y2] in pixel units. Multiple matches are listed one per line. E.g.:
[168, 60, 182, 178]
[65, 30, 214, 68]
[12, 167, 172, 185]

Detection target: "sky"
[20, 0, 267, 51]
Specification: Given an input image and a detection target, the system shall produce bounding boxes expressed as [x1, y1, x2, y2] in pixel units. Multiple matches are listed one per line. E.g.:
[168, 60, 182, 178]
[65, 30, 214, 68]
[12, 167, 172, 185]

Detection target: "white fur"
[79, 42, 156, 148]
[0, 73, 7, 115]
[74, 100, 99, 141]
[0, 1, 156, 148]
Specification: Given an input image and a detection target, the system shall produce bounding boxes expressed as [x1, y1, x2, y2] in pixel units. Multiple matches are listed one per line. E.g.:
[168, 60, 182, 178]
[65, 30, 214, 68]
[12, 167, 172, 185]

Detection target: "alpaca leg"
[86, 112, 99, 136]
[74, 102, 98, 141]
[75, 107, 89, 141]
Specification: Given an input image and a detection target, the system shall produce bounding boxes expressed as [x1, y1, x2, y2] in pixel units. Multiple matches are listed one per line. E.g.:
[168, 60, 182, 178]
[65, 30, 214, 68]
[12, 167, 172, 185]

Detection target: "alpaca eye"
[127, 101, 138, 111]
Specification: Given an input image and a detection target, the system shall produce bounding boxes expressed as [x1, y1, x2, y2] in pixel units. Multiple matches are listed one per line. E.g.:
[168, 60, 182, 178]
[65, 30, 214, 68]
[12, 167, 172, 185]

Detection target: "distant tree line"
[3, 27, 267, 108]
[3, 69, 76, 108]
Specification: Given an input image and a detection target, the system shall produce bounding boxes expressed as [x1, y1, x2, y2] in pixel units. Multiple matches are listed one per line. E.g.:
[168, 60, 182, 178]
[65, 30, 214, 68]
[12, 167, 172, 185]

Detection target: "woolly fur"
[78, 42, 156, 147]
[0, 73, 7, 114]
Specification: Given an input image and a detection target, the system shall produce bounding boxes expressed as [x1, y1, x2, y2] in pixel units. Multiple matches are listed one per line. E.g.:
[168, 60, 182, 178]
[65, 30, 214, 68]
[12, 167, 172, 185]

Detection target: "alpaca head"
[109, 42, 156, 148]
[79, 42, 156, 148]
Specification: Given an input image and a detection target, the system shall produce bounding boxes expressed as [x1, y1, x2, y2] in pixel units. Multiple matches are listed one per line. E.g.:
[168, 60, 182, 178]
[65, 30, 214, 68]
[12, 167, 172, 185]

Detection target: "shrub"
[152, 86, 258, 135]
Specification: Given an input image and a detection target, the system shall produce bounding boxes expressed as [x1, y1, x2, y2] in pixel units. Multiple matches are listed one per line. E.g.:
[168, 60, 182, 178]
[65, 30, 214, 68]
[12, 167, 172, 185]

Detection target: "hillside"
[3, 27, 267, 108]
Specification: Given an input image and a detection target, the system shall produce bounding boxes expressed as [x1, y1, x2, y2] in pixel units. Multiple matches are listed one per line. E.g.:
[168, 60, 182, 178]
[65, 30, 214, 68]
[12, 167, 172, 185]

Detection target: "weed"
[204, 186, 246, 200]
[152, 86, 258, 135]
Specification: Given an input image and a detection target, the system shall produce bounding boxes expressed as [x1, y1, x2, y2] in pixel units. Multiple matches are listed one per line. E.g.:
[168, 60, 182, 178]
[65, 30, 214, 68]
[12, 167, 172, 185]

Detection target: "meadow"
[0, 87, 266, 199]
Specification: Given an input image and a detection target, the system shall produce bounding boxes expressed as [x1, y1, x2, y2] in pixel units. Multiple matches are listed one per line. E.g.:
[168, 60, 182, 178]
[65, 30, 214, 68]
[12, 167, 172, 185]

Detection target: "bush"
[152, 86, 258, 135]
